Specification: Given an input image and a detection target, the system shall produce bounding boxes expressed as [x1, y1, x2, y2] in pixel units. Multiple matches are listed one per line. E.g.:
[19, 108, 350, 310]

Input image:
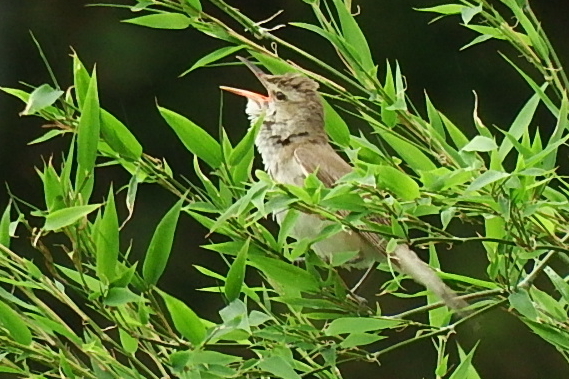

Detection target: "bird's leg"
[350, 262, 379, 294]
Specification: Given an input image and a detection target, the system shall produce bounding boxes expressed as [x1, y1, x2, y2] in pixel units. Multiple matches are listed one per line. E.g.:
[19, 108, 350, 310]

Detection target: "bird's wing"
[293, 144, 387, 248]
[295, 144, 467, 311]
[293, 144, 353, 187]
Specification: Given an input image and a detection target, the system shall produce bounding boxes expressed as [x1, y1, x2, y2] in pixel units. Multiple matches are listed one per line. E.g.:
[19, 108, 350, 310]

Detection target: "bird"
[220, 56, 468, 312]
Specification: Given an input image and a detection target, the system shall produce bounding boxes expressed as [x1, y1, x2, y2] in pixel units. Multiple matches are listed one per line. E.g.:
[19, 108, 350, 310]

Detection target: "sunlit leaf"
[20, 84, 63, 116]
[44, 204, 101, 231]
[324, 317, 402, 335]
[123, 13, 192, 30]
[180, 45, 244, 76]
[159, 106, 222, 168]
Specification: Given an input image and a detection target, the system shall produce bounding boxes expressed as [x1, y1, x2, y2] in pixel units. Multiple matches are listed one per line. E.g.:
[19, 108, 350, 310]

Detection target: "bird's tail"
[393, 244, 469, 313]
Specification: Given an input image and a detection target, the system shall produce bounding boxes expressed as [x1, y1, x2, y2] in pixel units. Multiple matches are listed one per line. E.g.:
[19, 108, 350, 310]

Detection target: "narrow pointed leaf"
[180, 45, 244, 76]
[44, 204, 101, 231]
[159, 106, 222, 168]
[224, 238, 249, 302]
[322, 100, 350, 147]
[0, 202, 11, 247]
[0, 300, 32, 345]
[159, 290, 206, 345]
[100, 110, 143, 160]
[498, 89, 542, 160]
[142, 198, 183, 287]
[76, 68, 100, 202]
[95, 187, 120, 283]
[123, 13, 192, 30]
[72, 52, 90, 108]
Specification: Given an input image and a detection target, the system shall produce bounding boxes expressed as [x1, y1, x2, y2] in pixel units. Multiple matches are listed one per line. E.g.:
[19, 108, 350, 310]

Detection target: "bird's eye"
[274, 91, 287, 101]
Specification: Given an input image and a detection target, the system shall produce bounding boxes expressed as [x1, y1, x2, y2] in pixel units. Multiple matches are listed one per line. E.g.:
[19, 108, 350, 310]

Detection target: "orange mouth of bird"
[219, 86, 269, 103]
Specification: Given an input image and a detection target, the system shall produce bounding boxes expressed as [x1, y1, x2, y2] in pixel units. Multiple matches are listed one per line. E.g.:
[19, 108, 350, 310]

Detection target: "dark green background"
[1, 1, 568, 378]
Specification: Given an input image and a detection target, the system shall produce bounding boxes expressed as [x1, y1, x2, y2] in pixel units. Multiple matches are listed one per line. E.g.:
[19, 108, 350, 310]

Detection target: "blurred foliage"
[1, 0, 569, 378]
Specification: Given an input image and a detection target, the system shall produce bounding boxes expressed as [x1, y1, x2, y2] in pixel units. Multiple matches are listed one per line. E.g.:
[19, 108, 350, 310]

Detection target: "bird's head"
[220, 57, 324, 130]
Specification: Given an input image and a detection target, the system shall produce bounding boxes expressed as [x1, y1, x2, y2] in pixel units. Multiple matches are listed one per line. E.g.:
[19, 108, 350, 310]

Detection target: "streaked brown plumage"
[221, 56, 468, 312]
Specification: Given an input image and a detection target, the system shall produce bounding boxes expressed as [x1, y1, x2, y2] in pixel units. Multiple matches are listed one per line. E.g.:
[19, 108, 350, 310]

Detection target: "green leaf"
[159, 290, 206, 345]
[461, 4, 482, 24]
[28, 129, 67, 145]
[123, 13, 192, 30]
[95, 187, 120, 283]
[72, 51, 90, 108]
[332, 0, 374, 72]
[465, 170, 509, 193]
[119, 328, 138, 355]
[20, 84, 63, 115]
[461, 136, 498, 152]
[377, 131, 437, 173]
[449, 343, 479, 379]
[425, 93, 445, 138]
[501, 54, 557, 116]
[180, 45, 244, 76]
[104, 287, 143, 306]
[340, 333, 386, 348]
[142, 198, 183, 287]
[509, 289, 537, 320]
[324, 317, 402, 335]
[0, 300, 32, 345]
[544, 267, 569, 304]
[259, 356, 301, 379]
[159, 106, 222, 168]
[224, 238, 249, 302]
[542, 94, 569, 170]
[44, 204, 101, 231]
[249, 255, 319, 293]
[184, 0, 202, 11]
[498, 89, 542, 160]
[322, 99, 350, 147]
[42, 162, 65, 212]
[415, 4, 464, 15]
[374, 165, 420, 200]
[100, 110, 143, 161]
[0, 202, 11, 248]
[228, 112, 264, 182]
[76, 68, 101, 203]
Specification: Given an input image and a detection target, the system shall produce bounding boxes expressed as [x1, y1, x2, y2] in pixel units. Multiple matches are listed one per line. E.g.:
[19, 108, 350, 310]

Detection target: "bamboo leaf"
[0, 300, 32, 345]
[224, 238, 249, 302]
[159, 106, 222, 168]
[159, 290, 206, 345]
[180, 45, 244, 76]
[374, 165, 421, 200]
[20, 84, 63, 116]
[0, 202, 11, 248]
[95, 187, 120, 283]
[322, 100, 351, 147]
[142, 198, 183, 287]
[465, 170, 509, 193]
[123, 13, 192, 30]
[100, 110, 143, 161]
[76, 68, 100, 202]
[324, 317, 401, 335]
[44, 204, 101, 231]
[461, 136, 498, 152]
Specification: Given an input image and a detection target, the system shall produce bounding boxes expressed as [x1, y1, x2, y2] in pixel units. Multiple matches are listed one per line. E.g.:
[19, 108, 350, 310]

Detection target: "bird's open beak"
[220, 56, 270, 102]
[219, 86, 269, 103]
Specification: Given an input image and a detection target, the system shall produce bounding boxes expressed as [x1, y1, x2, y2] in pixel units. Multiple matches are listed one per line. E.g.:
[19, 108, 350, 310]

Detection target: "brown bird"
[221, 56, 468, 312]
